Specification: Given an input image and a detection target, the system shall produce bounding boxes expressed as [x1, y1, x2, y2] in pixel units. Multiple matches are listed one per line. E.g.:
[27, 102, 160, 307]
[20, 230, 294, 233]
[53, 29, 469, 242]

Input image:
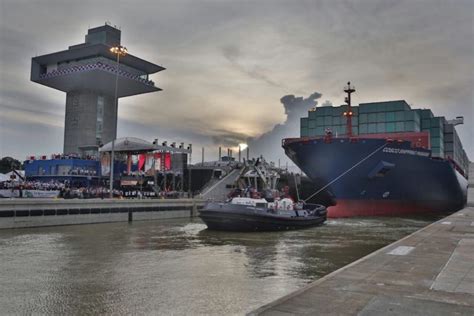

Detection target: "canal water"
[0, 216, 436, 315]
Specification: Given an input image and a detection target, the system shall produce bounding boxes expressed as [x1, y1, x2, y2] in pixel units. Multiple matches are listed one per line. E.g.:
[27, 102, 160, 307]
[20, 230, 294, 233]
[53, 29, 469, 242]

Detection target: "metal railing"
[39, 61, 155, 86]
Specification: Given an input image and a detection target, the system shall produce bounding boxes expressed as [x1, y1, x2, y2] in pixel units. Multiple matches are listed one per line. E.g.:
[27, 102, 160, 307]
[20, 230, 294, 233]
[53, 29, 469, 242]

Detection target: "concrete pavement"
[251, 164, 474, 315]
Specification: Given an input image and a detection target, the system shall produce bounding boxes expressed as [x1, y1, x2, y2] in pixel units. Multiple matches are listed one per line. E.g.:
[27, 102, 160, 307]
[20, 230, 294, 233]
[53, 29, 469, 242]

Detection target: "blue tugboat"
[199, 197, 327, 231]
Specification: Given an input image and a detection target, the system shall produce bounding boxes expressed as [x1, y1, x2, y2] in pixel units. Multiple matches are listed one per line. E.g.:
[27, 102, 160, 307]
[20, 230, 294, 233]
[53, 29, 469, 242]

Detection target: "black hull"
[199, 210, 326, 232]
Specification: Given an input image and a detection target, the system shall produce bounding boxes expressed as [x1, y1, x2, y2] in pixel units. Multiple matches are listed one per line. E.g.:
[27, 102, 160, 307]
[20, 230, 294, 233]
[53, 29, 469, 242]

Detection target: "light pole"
[109, 45, 128, 198]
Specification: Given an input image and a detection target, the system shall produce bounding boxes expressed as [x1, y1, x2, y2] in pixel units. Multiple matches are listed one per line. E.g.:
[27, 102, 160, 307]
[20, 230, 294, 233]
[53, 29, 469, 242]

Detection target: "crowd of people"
[0, 180, 65, 191]
[0, 179, 182, 199]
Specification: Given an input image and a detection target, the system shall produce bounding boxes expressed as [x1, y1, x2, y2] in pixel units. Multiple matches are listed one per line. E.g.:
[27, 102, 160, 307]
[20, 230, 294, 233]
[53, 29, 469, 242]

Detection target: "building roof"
[100, 137, 156, 153]
[32, 43, 165, 74]
[100, 137, 191, 154]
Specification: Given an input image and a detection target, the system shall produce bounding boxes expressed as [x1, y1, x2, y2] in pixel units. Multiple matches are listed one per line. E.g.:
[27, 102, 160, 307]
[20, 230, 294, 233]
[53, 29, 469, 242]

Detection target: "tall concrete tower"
[31, 24, 164, 155]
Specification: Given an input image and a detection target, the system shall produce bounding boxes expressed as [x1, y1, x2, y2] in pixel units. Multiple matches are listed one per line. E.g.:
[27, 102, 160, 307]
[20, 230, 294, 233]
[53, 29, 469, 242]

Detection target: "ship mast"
[343, 81, 356, 137]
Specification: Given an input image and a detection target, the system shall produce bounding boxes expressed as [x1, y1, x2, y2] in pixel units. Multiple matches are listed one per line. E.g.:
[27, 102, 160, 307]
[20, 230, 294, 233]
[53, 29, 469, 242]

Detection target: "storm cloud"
[222, 45, 283, 88]
[247, 92, 322, 162]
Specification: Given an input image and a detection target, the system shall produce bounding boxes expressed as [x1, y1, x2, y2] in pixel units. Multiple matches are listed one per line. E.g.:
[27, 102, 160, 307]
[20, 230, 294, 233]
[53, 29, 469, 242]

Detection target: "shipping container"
[405, 121, 419, 132]
[420, 109, 434, 119]
[421, 119, 431, 129]
[442, 122, 469, 176]
[359, 100, 410, 113]
[395, 122, 404, 132]
[430, 117, 445, 129]
[386, 122, 396, 133]
[395, 111, 405, 121]
[368, 123, 377, 133]
[366, 113, 375, 123]
[300, 103, 468, 175]
[300, 127, 308, 137]
[301, 118, 308, 128]
[386, 112, 396, 122]
[332, 107, 342, 117]
[318, 107, 328, 115]
[376, 122, 385, 133]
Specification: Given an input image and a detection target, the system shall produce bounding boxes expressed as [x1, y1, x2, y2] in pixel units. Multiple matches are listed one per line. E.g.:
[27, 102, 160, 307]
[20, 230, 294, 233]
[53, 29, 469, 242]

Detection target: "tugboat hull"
[199, 203, 326, 232]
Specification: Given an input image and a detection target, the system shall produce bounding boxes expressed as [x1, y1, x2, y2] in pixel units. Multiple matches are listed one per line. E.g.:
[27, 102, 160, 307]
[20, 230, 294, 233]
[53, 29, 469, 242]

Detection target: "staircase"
[200, 168, 241, 201]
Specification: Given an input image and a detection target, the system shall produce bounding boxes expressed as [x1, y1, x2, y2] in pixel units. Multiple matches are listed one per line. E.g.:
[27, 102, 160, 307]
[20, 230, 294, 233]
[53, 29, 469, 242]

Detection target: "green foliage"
[0, 157, 22, 174]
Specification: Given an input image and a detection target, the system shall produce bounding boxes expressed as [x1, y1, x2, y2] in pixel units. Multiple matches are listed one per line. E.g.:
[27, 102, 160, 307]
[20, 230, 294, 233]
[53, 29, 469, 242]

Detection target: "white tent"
[0, 173, 9, 182]
[4, 170, 25, 180]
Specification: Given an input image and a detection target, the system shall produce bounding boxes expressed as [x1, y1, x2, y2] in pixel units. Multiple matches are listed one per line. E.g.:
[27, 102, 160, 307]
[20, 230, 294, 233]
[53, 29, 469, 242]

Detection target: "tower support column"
[64, 91, 116, 155]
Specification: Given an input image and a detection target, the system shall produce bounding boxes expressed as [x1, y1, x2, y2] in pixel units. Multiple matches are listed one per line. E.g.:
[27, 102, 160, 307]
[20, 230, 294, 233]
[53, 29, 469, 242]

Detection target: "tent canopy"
[100, 137, 191, 154]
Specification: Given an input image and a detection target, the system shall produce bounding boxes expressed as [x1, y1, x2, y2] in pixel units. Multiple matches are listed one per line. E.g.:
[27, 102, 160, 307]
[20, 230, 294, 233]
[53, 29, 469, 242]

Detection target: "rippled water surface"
[0, 216, 436, 315]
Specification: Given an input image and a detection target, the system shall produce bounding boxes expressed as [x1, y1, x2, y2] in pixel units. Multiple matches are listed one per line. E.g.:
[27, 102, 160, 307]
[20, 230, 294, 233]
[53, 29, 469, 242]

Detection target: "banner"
[0, 190, 59, 198]
[138, 154, 146, 171]
[145, 153, 155, 175]
[101, 153, 111, 176]
[24, 190, 60, 198]
[154, 153, 161, 171]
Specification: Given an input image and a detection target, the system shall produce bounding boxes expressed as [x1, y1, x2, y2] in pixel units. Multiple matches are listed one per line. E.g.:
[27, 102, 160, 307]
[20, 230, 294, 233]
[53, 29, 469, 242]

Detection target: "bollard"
[128, 209, 133, 222]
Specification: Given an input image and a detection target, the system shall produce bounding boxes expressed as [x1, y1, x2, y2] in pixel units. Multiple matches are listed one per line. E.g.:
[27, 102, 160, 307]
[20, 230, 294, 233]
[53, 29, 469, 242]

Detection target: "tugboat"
[199, 197, 327, 231]
[199, 155, 327, 231]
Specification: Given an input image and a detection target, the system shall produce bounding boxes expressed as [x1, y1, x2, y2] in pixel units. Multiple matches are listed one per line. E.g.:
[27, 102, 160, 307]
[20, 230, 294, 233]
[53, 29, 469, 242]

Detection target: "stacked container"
[301, 105, 358, 137]
[299, 100, 469, 177]
[358, 100, 420, 135]
[418, 110, 445, 158]
[443, 123, 469, 176]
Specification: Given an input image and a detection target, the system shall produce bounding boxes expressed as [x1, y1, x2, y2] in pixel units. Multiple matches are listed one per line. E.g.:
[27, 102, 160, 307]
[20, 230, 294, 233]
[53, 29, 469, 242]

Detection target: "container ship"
[283, 82, 470, 217]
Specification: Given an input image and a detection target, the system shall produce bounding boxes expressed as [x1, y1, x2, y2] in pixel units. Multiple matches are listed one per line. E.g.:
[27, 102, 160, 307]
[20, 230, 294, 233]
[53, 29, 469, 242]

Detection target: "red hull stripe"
[328, 200, 440, 218]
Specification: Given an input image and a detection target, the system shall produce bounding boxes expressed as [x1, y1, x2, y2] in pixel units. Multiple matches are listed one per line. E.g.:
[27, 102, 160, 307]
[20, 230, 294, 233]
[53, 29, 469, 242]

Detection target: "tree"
[0, 157, 22, 174]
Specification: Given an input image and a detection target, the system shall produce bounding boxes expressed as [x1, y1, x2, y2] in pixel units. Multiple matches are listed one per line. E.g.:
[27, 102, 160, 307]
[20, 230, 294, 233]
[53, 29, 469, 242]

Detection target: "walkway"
[251, 163, 474, 315]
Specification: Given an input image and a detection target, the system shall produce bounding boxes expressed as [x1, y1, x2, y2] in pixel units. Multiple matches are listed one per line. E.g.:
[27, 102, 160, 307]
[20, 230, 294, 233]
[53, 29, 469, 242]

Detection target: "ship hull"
[199, 203, 326, 231]
[283, 138, 468, 218]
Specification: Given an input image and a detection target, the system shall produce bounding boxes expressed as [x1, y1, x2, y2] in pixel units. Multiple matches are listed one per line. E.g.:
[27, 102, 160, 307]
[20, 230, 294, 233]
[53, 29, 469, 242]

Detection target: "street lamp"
[109, 45, 128, 198]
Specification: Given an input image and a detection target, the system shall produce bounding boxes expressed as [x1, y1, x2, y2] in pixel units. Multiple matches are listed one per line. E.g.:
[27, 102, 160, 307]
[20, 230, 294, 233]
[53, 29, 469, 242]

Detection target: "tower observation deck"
[31, 24, 165, 155]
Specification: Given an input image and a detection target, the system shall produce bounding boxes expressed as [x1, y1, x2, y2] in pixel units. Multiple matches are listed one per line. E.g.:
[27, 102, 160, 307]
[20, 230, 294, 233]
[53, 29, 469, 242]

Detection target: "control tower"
[31, 24, 164, 156]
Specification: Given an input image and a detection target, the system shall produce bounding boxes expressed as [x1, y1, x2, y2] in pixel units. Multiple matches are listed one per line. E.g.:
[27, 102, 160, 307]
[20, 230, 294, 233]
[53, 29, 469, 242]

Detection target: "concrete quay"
[0, 198, 205, 229]
[251, 183, 474, 315]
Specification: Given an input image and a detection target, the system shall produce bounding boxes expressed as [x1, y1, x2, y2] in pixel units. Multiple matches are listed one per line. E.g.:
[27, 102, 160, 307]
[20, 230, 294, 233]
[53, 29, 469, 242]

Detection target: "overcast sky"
[0, 0, 473, 164]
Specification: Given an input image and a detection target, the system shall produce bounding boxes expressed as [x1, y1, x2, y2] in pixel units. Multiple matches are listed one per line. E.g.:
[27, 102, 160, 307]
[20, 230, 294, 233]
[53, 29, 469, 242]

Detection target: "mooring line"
[304, 142, 388, 202]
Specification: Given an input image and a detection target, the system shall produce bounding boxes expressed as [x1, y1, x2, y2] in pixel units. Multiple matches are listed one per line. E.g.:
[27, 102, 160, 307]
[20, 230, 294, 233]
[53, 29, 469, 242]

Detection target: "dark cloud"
[247, 91, 322, 162]
[281, 92, 322, 119]
[222, 45, 283, 87]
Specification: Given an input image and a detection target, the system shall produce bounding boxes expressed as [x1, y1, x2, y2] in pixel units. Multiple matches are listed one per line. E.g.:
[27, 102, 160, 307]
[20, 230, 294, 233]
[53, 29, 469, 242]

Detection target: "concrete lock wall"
[0, 198, 205, 229]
